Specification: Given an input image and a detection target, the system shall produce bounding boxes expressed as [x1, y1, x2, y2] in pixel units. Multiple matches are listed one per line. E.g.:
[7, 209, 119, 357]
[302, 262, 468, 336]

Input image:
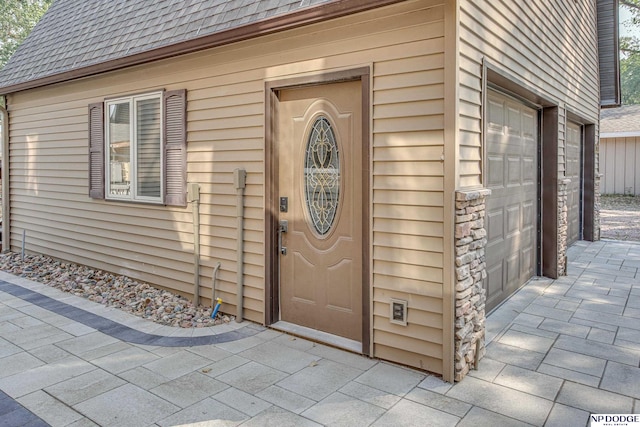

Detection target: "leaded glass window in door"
[304, 116, 340, 235]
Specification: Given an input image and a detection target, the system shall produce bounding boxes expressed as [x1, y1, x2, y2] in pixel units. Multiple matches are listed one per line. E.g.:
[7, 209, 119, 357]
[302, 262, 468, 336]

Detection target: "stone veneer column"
[594, 173, 602, 240]
[557, 179, 570, 276]
[454, 188, 490, 381]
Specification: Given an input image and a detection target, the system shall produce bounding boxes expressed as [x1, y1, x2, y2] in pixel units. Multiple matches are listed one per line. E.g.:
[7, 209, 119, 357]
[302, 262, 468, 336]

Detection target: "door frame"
[264, 67, 371, 354]
[483, 87, 543, 311]
[566, 110, 597, 242]
[482, 60, 598, 280]
[565, 120, 585, 246]
[483, 61, 557, 281]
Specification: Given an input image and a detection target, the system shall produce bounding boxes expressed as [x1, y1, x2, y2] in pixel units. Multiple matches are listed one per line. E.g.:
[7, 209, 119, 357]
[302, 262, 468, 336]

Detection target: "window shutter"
[164, 89, 187, 206]
[597, 0, 621, 107]
[88, 102, 105, 199]
[136, 97, 162, 198]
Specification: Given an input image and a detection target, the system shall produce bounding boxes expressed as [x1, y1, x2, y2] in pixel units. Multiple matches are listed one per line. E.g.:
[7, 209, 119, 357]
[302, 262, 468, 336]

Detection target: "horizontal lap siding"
[9, 77, 265, 320]
[372, 1, 445, 373]
[600, 137, 640, 195]
[8, 0, 447, 371]
[9, 100, 197, 290]
[559, 107, 566, 178]
[459, 0, 600, 188]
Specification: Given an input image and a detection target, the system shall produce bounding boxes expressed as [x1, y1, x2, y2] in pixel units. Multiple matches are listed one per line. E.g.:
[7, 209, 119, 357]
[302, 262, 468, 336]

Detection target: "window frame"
[89, 89, 187, 206]
[104, 91, 164, 204]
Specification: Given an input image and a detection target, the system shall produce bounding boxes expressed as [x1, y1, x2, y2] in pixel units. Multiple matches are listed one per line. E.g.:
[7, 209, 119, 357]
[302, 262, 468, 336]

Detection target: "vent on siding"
[389, 299, 408, 326]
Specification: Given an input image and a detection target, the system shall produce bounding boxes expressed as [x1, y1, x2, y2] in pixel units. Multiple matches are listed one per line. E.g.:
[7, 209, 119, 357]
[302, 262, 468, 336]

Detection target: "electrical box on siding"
[188, 183, 200, 202]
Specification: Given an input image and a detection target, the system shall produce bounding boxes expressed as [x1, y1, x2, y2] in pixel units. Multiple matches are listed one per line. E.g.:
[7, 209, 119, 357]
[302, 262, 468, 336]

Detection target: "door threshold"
[271, 321, 362, 353]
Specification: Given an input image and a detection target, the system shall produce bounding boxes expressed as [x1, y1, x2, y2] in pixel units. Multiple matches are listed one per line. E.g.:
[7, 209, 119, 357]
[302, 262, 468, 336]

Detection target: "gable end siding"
[458, 0, 600, 188]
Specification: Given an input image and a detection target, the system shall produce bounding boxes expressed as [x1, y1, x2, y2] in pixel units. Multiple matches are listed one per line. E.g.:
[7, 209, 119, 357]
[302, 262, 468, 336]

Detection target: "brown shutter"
[164, 89, 187, 206]
[598, 0, 621, 108]
[88, 102, 105, 199]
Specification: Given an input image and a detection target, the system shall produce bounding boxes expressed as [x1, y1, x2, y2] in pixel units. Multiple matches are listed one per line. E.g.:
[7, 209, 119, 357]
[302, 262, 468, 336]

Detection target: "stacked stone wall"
[454, 189, 490, 381]
[557, 179, 570, 276]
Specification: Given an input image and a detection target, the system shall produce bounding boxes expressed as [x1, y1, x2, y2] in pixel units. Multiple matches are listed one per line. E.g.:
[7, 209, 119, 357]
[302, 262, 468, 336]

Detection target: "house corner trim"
[0, 104, 7, 252]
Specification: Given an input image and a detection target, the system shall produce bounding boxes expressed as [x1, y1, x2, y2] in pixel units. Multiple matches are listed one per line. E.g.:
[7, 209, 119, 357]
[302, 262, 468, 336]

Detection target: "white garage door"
[566, 121, 583, 246]
[485, 91, 539, 312]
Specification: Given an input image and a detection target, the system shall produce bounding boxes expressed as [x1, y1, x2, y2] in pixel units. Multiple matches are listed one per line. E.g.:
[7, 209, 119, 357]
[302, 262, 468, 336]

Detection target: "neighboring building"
[0, 0, 618, 382]
[600, 104, 640, 195]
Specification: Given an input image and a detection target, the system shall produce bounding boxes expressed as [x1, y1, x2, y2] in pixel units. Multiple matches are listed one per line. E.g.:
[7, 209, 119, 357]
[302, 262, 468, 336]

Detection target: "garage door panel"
[508, 107, 521, 133]
[485, 90, 538, 312]
[523, 158, 535, 183]
[521, 247, 534, 276]
[523, 111, 536, 137]
[506, 253, 519, 287]
[523, 201, 534, 226]
[486, 263, 504, 305]
[488, 156, 505, 187]
[506, 205, 520, 235]
[508, 157, 521, 185]
[488, 99, 505, 129]
[566, 121, 582, 245]
[486, 209, 504, 241]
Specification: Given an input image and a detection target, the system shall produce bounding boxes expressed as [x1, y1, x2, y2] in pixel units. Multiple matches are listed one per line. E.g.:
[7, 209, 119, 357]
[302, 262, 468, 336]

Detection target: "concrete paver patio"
[0, 240, 638, 426]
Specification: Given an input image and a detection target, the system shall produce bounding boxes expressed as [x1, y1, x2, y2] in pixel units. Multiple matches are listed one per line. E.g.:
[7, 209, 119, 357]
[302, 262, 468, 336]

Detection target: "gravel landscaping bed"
[0, 252, 233, 328]
[0, 194, 635, 329]
[600, 194, 640, 241]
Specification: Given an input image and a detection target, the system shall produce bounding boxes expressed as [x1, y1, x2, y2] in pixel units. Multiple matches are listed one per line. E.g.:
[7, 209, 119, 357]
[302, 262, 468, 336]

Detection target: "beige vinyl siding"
[459, 0, 600, 187]
[559, 107, 566, 178]
[371, 1, 445, 372]
[600, 136, 640, 195]
[7, 0, 446, 373]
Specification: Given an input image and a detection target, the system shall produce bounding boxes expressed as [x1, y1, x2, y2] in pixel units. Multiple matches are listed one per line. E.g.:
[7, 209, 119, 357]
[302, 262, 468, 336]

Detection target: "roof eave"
[600, 131, 640, 138]
[0, 0, 405, 95]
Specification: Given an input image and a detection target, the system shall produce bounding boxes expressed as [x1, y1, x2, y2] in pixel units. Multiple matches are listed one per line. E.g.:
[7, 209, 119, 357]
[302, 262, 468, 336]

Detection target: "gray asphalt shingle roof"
[0, 0, 333, 92]
[600, 104, 640, 134]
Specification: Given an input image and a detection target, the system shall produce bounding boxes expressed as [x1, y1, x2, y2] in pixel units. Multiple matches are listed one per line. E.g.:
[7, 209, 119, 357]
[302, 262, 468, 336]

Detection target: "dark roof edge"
[0, 0, 405, 95]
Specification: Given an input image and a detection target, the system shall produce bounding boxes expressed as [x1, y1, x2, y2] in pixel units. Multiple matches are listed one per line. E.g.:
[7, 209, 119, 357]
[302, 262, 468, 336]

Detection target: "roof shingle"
[0, 0, 335, 92]
[600, 104, 640, 134]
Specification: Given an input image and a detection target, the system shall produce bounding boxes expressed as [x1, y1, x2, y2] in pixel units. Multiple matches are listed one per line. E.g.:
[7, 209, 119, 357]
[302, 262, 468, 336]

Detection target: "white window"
[90, 89, 186, 206]
[105, 92, 163, 202]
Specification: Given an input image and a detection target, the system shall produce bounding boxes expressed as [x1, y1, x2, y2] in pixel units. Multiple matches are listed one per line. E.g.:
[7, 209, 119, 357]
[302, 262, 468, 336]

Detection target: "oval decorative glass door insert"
[304, 116, 340, 235]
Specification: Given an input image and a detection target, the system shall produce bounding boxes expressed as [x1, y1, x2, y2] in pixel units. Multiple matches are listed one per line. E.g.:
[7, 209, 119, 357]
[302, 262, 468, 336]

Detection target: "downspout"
[211, 261, 221, 303]
[211, 261, 222, 318]
[188, 183, 201, 306]
[0, 101, 8, 253]
[234, 168, 246, 323]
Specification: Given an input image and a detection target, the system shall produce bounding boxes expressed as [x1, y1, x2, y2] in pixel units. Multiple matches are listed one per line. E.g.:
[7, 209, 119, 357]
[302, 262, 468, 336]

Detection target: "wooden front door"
[277, 80, 363, 343]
